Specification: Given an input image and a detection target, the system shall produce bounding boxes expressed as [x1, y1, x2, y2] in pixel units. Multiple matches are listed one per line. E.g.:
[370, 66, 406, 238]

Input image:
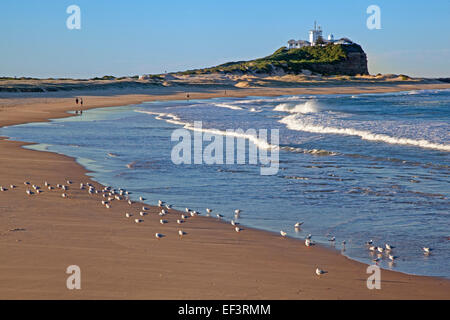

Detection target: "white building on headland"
[287, 22, 353, 49]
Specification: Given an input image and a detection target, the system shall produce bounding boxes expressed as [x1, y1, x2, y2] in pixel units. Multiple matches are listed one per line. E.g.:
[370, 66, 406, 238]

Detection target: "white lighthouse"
[309, 21, 323, 45]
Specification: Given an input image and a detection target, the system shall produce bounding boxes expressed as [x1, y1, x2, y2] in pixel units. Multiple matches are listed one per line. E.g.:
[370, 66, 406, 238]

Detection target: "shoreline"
[1, 83, 450, 299]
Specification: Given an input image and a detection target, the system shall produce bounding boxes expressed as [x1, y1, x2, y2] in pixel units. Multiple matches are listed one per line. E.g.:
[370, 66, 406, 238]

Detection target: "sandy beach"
[1, 83, 450, 300]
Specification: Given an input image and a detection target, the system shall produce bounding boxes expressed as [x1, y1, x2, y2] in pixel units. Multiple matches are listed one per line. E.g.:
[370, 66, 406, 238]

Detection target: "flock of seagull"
[1, 179, 436, 277]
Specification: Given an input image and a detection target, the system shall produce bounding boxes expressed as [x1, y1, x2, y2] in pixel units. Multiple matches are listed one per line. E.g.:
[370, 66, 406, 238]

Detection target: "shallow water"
[2, 89, 449, 278]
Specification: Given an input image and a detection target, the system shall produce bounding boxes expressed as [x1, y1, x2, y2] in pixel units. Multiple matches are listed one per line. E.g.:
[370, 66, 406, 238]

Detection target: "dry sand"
[1, 83, 450, 299]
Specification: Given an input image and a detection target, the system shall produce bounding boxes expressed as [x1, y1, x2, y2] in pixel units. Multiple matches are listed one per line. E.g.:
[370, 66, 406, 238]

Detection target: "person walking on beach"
[80, 98, 83, 107]
[75, 97, 79, 105]
[186, 93, 190, 101]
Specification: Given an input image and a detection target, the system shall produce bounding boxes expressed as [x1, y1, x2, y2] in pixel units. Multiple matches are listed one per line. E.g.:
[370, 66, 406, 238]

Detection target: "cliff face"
[181, 43, 369, 76]
[297, 45, 369, 76]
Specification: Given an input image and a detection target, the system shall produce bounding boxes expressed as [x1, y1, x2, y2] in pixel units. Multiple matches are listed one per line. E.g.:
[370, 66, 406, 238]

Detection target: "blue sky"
[0, 0, 449, 78]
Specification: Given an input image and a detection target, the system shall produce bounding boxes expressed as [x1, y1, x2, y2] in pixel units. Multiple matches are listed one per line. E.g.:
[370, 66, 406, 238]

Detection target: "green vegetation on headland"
[177, 43, 369, 76]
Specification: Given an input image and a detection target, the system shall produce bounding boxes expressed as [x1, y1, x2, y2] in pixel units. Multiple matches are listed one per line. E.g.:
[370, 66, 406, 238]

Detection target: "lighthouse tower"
[309, 21, 323, 45]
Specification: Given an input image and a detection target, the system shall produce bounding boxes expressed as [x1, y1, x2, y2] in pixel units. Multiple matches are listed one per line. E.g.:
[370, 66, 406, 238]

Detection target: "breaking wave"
[273, 100, 320, 114]
[280, 114, 450, 152]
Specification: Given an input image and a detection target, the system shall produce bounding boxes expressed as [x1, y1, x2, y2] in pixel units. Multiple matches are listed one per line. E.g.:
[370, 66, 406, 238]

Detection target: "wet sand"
[1, 83, 450, 299]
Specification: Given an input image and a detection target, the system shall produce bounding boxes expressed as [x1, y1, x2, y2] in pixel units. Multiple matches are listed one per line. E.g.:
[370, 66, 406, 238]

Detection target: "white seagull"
[388, 254, 398, 261]
[294, 222, 303, 228]
[280, 230, 287, 237]
[316, 268, 327, 276]
[160, 219, 168, 224]
[155, 233, 164, 239]
[235, 227, 241, 233]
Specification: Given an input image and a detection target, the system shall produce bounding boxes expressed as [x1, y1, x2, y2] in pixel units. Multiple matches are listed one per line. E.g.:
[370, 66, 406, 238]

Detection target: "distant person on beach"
[186, 93, 190, 100]
[80, 98, 83, 107]
[75, 98, 79, 105]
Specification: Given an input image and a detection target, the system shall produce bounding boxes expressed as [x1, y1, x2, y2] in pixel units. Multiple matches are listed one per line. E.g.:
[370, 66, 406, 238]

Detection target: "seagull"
[155, 233, 164, 239]
[128, 200, 132, 205]
[0, 186, 6, 192]
[177, 219, 184, 224]
[165, 204, 172, 209]
[377, 247, 384, 253]
[423, 247, 432, 254]
[66, 180, 72, 185]
[231, 220, 237, 226]
[24, 182, 30, 185]
[365, 240, 373, 245]
[305, 239, 312, 247]
[328, 236, 336, 242]
[139, 196, 145, 201]
[142, 206, 149, 211]
[306, 234, 312, 240]
[388, 254, 398, 261]
[185, 208, 191, 213]
[10, 185, 16, 189]
[316, 268, 327, 276]
[294, 222, 303, 228]
[372, 257, 381, 263]
[280, 230, 287, 237]
[44, 182, 49, 187]
[181, 214, 188, 220]
[369, 246, 376, 252]
[160, 219, 168, 224]
[190, 211, 198, 217]
[62, 193, 68, 198]
[206, 208, 212, 214]
[105, 204, 111, 209]
[235, 227, 241, 233]
[178, 230, 186, 238]
[216, 214, 223, 219]
[235, 209, 241, 215]
[385, 244, 394, 251]
[140, 211, 146, 216]
[125, 213, 132, 218]
[135, 219, 143, 224]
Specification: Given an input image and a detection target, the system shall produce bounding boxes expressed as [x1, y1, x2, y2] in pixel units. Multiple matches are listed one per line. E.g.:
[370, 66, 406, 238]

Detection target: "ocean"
[2, 89, 449, 278]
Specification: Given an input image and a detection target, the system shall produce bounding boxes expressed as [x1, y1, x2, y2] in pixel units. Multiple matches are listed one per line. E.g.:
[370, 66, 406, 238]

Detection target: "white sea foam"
[136, 110, 277, 150]
[212, 103, 244, 110]
[273, 100, 320, 114]
[280, 114, 450, 152]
